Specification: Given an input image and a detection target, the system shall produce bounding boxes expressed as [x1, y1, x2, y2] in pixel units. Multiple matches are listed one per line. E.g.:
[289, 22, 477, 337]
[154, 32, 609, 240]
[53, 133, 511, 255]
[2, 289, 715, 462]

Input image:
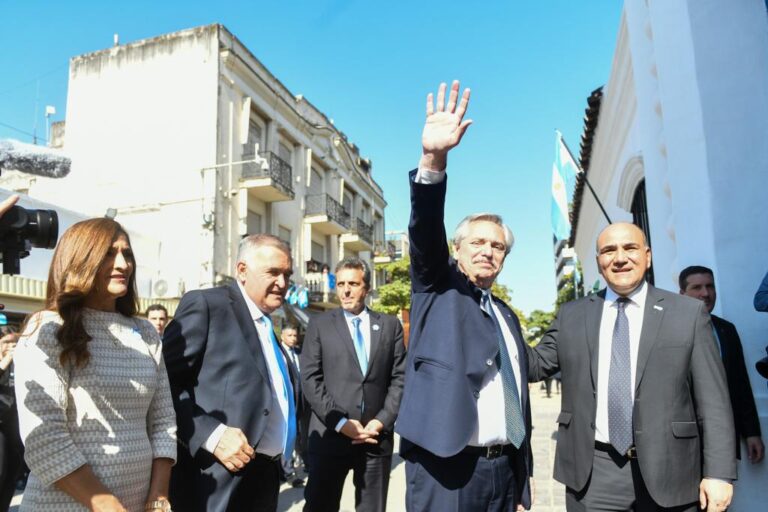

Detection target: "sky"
[0, 0, 623, 314]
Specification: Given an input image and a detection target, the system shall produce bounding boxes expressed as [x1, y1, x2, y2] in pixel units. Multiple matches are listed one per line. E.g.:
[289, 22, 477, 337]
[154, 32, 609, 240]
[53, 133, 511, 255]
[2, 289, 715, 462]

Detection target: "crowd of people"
[0, 81, 766, 512]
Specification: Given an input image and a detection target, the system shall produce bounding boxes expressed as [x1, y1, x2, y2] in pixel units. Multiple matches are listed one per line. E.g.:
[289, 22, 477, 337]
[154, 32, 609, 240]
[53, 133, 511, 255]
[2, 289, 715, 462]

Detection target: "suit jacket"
[527, 287, 737, 508]
[300, 308, 406, 457]
[395, 171, 533, 509]
[162, 282, 300, 508]
[712, 314, 762, 457]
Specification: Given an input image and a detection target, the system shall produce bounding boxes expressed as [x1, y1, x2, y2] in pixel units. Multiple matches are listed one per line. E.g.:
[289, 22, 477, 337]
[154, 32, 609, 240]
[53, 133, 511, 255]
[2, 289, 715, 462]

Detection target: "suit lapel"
[365, 309, 383, 379]
[227, 283, 272, 388]
[586, 291, 605, 390]
[332, 309, 364, 377]
[634, 285, 665, 393]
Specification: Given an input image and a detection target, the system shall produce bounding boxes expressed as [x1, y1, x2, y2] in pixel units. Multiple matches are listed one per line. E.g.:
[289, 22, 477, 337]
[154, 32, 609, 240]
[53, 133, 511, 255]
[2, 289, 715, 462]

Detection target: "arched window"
[631, 179, 654, 285]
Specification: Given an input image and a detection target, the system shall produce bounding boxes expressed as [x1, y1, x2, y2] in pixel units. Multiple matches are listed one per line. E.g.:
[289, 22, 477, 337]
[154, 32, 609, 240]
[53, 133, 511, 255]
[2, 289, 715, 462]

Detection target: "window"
[278, 225, 292, 245]
[243, 120, 263, 159]
[631, 179, 654, 285]
[311, 241, 325, 263]
[247, 210, 263, 235]
[309, 168, 324, 196]
[343, 187, 354, 217]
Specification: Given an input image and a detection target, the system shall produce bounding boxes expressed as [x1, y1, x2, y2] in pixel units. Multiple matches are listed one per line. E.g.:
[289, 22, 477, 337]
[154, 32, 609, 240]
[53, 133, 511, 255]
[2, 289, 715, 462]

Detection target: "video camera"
[0, 139, 70, 274]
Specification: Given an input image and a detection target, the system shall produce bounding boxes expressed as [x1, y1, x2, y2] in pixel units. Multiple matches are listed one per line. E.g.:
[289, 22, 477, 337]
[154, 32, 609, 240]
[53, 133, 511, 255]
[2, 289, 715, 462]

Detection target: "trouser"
[566, 445, 699, 512]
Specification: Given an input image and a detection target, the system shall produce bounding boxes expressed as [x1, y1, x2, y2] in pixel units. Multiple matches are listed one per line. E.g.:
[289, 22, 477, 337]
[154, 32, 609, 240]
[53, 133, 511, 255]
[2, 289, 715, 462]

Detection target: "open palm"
[422, 81, 472, 155]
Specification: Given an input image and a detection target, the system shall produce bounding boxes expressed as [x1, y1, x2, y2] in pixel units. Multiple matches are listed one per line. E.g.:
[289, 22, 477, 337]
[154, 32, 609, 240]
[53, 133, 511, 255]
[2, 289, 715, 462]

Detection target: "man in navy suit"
[163, 234, 299, 512]
[395, 80, 533, 511]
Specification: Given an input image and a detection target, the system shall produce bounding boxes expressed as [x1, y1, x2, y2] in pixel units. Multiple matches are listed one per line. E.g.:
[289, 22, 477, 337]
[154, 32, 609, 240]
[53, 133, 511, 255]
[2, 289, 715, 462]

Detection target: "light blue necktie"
[481, 291, 526, 448]
[261, 315, 296, 462]
[608, 297, 633, 455]
[351, 317, 368, 374]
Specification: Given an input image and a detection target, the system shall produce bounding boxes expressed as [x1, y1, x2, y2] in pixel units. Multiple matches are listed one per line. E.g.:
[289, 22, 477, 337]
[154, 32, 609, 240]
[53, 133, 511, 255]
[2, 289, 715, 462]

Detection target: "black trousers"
[170, 449, 281, 512]
[303, 447, 391, 512]
[0, 406, 23, 512]
[566, 447, 699, 512]
[404, 445, 519, 512]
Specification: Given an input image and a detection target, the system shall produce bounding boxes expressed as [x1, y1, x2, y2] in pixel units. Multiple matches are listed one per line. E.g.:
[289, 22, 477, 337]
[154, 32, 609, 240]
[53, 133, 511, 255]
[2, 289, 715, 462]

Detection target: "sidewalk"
[10, 386, 564, 511]
[278, 383, 564, 511]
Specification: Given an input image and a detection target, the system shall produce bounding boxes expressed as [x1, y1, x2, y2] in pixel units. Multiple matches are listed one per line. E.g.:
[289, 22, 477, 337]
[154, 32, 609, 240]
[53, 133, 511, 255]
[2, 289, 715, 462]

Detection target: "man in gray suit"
[527, 223, 736, 511]
[300, 257, 406, 511]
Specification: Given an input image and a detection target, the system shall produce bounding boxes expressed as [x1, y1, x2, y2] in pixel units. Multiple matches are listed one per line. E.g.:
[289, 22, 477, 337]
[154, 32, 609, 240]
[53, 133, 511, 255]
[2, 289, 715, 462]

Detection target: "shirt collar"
[236, 281, 267, 322]
[605, 280, 648, 308]
[342, 307, 369, 323]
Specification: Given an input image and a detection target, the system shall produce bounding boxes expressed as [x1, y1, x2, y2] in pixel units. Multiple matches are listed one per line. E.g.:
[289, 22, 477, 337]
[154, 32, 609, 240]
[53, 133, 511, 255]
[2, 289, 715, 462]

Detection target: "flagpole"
[559, 135, 612, 225]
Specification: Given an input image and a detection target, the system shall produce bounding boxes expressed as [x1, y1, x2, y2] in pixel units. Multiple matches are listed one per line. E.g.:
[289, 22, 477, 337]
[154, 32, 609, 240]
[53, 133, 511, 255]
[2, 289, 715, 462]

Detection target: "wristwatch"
[145, 500, 172, 512]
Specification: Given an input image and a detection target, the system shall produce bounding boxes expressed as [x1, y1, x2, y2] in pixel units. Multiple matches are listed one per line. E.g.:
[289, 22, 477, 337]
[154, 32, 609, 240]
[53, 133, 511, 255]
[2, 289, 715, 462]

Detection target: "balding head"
[595, 223, 651, 296]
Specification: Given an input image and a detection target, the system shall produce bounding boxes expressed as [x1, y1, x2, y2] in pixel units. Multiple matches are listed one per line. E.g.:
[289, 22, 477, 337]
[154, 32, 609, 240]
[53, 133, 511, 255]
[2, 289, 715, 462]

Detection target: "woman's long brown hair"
[44, 218, 138, 367]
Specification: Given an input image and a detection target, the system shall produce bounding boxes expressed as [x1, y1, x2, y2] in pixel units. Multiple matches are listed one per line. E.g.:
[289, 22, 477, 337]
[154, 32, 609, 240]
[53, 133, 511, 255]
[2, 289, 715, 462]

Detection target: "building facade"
[2, 25, 387, 312]
[569, 1, 768, 506]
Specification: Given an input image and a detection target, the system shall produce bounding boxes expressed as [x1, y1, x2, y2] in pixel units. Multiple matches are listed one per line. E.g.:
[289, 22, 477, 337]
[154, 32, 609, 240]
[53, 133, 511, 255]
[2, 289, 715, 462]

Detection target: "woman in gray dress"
[14, 218, 177, 512]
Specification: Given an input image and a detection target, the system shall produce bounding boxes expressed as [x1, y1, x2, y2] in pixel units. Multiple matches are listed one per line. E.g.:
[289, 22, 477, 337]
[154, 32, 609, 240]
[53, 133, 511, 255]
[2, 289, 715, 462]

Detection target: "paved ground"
[10, 385, 565, 511]
[278, 383, 565, 512]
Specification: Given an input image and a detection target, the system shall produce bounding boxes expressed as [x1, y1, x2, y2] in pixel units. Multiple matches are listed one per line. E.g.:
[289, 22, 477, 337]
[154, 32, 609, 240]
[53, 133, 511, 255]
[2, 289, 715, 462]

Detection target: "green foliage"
[371, 257, 411, 315]
[525, 309, 556, 344]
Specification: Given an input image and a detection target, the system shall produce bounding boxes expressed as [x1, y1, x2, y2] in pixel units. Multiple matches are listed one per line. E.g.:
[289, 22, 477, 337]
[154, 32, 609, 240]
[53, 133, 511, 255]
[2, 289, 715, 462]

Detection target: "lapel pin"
[653, 305, 663, 311]
[372, 324, 380, 331]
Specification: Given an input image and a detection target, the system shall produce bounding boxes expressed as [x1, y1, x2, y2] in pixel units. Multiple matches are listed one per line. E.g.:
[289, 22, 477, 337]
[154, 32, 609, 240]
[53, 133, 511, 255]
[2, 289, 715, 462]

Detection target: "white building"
[1, 24, 387, 312]
[569, 1, 768, 506]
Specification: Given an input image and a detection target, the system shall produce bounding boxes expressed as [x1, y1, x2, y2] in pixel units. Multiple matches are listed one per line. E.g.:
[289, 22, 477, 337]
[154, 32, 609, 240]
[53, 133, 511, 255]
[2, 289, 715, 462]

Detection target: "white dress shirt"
[334, 308, 372, 432]
[203, 283, 291, 457]
[594, 281, 648, 444]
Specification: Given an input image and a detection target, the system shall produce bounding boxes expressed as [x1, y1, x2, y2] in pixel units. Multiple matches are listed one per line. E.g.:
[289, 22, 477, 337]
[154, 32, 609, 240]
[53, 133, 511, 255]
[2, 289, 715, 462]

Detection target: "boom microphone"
[0, 139, 71, 178]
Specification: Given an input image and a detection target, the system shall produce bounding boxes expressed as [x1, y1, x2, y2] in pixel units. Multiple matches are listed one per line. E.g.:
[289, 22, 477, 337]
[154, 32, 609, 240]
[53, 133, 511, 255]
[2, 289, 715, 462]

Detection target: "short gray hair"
[237, 234, 292, 264]
[335, 257, 371, 289]
[452, 213, 514, 255]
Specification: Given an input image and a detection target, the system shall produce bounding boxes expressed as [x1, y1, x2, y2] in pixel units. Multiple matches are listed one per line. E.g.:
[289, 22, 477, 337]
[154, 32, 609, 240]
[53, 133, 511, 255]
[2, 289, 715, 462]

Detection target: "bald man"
[527, 223, 736, 512]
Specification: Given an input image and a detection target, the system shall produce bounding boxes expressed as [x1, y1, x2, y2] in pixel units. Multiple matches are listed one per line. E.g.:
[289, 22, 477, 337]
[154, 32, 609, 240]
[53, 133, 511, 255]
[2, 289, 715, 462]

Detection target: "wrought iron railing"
[305, 194, 351, 229]
[305, 259, 326, 274]
[374, 240, 397, 259]
[354, 218, 373, 245]
[240, 151, 294, 198]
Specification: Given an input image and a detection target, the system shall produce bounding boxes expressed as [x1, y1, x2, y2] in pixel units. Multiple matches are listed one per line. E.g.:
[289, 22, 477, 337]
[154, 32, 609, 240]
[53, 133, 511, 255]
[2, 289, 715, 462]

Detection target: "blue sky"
[0, 0, 622, 314]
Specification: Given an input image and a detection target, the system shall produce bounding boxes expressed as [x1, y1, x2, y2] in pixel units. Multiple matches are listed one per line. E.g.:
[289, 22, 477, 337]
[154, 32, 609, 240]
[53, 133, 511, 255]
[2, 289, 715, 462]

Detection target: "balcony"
[240, 151, 295, 202]
[305, 194, 350, 235]
[341, 218, 374, 252]
[373, 240, 397, 264]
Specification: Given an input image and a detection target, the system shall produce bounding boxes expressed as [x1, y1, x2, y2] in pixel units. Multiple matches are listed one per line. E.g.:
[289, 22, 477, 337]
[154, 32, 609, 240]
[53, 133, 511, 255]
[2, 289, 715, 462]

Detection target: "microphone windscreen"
[0, 139, 71, 178]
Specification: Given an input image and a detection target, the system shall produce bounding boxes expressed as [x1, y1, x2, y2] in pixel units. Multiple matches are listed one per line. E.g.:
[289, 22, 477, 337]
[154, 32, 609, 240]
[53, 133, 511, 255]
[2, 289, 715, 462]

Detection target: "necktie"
[261, 315, 296, 462]
[481, 291, 526, 448]
[608, 297, 633, 455]
[351, 317, 368, 374]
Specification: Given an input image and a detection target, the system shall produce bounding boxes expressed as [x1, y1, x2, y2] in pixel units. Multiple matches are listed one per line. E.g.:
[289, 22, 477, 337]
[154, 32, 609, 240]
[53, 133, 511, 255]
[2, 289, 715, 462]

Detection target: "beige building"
[2, 24, 387, 312]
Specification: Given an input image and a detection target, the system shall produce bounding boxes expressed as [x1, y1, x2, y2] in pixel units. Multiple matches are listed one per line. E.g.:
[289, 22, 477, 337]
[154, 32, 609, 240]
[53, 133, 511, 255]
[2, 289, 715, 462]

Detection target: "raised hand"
[420, 80, 472, 172]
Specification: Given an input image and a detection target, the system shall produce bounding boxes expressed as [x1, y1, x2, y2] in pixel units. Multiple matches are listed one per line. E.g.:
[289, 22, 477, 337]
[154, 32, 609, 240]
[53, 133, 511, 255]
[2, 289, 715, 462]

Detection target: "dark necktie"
[481, 291, 526, 448]
[608, 297, 633, 454]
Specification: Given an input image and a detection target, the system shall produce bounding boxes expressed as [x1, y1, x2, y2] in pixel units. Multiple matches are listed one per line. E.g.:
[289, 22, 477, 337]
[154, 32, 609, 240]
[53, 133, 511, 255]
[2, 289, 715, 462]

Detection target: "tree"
[371, 257, 411, 315]
[525, 309, 555, 345]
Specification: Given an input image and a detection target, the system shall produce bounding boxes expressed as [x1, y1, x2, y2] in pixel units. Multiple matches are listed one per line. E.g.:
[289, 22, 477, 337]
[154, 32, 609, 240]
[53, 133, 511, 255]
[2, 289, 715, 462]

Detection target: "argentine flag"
[551, 131, 579, 240]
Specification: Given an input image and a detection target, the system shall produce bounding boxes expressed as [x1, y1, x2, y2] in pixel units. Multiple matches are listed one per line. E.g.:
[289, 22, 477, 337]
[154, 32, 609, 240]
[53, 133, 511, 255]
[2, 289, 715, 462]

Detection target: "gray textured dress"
[14, 309, 177, 511]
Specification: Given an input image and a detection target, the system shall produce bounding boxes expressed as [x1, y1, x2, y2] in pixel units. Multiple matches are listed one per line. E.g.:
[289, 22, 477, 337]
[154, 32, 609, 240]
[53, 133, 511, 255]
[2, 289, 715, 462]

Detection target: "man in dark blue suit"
[163, 234, 299, 512]
[395, 80, 533, 511]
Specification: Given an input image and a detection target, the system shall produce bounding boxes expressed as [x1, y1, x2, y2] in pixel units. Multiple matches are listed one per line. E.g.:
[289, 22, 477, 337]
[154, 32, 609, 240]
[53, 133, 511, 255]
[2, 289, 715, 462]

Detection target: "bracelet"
[145, 499, 171, 512]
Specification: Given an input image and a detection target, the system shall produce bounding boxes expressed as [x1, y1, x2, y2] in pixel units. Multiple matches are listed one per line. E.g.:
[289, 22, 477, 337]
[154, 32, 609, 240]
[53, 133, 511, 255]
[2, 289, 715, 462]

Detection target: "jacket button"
[263, 409, 270, 416]
[486, 359, 493, 366]
[473, 391, 480, 399]
[590, 422, 595, 430]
